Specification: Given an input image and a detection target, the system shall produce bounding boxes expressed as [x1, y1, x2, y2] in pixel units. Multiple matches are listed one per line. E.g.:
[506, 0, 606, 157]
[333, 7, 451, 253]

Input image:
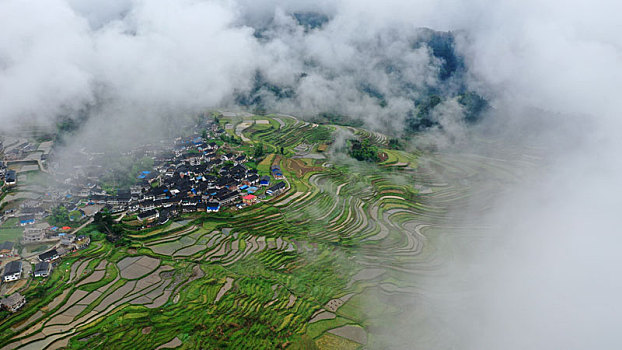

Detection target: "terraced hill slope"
[0, 116, 535, 349]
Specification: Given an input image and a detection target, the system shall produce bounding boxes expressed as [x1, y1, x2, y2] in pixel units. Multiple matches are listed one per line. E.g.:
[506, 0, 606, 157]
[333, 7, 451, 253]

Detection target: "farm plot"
[118, 256, 161, 279]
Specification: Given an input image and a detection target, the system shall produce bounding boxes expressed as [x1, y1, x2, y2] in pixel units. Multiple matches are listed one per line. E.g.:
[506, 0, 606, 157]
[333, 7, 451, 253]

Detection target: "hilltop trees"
[348, 139, 380, 162]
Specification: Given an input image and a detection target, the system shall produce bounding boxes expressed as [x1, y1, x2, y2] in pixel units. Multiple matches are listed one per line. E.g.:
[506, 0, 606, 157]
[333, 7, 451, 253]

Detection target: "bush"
[348, 139, 380, 162]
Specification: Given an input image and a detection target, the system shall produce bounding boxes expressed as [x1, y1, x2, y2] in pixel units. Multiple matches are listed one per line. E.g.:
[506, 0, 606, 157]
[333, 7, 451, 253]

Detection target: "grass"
[0, 217, 23, 242]
[257, 154, 275, 175]
[315, 333, 361, 350]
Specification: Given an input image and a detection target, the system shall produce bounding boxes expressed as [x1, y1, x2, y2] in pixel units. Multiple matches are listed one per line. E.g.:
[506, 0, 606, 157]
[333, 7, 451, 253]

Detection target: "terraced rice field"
[0, 117, 537, 349]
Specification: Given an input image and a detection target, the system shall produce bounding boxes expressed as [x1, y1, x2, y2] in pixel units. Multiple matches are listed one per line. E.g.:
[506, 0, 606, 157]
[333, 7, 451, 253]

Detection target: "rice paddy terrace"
[0, 116, 537, 349]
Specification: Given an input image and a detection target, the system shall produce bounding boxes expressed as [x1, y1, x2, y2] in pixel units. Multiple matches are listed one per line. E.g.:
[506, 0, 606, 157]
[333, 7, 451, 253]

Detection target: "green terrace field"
[0, 217, 24, 242]
[0, 116, 532, 349]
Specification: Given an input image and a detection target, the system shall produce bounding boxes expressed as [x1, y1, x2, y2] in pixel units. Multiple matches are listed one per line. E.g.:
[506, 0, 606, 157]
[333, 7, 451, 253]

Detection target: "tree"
[49, 206, 70, 226]
[94, 209, 114, 234]
[94, 209, 128, 245]
[348, 139, 380, 162]
[254, 143, 265, 158]
[388, 138, 402, 150]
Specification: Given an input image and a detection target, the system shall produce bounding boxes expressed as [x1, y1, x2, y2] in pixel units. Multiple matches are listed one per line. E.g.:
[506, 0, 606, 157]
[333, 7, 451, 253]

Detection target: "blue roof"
[239, 185, 248, 190]
[141, 171, 151, 174]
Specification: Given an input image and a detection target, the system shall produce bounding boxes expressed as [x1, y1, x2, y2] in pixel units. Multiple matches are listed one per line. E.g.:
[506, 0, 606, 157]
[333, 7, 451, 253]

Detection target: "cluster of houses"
[0, 117, 291, 240]
[0, 235, 90, 282]
[41, 127, 287, 227]
[0, 235, 90, 313]
[0, 116, 296, 314]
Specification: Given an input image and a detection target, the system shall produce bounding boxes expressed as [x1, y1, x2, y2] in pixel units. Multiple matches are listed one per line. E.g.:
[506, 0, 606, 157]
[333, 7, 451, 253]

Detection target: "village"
[0, 115, 290, 314]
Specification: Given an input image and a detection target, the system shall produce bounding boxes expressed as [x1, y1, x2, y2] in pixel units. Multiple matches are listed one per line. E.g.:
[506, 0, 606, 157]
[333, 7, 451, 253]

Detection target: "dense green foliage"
[220, 134, 241, 145]
[98, 156, 154, 192]
[254, 142, 265, 158]
[48, 205, 70, 226]
[348, 139, 380, 162]
[94, 209, 128, 245]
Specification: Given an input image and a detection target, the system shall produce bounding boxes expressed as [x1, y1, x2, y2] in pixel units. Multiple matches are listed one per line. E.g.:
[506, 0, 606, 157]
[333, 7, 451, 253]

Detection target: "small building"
[242, 194, 257, 206]
[3, 261, 22, 282]
[271, 165, 284, 180]
[1, 293, 26, 313]
[216, 191, 238, 205]
[206, 202, 220, 213]
[39, 249, 59, 263]
[22, 226, 45, 243]
[0, 241, 16, 257]
[19, 215, 35, 226]
[5, 170, 16, 186]
[34, 261, 51, 278]
[158, 211, 170, 225]
[137, 209, 159, 222]
[259, 176, 271, 187]
[266, 182, 286, 196]
[245, 174, 259, 186]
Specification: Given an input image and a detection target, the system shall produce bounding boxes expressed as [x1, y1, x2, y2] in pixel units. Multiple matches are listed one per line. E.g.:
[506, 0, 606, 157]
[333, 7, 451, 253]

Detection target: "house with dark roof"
[34, 261, 51, 278]
[5, 170, 16, 185]
[206, 202, 220, 212]
[259, 176, 271, 187]
[139, 200, 156, 212]
[245, 174, 259, 186]
[158, 210, 171, 225]
[216, 190, 238, 205]
[234, 154, 246, 165]
[3, 261, 22, 282]
[137, 209, 159, 222]
[39, 249, 59, 262]
[266, 182, 286, 196]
